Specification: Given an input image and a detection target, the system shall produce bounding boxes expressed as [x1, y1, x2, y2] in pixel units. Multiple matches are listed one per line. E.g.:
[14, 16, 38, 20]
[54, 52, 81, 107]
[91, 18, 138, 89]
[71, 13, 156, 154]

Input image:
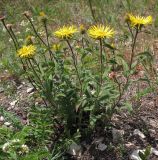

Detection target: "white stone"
[67, 142, 81, 156]
[130, 150, 144, 160]
[151, 148, 158, 156]
[0, 116, 4, 122]
[10, 100, 18, 108]
[97, 143, 107, 151]
[4, 122, 11, 126]
[133, 129, 146, 139]
[27, 87, 34, 93]
[112, 128, 124, 143]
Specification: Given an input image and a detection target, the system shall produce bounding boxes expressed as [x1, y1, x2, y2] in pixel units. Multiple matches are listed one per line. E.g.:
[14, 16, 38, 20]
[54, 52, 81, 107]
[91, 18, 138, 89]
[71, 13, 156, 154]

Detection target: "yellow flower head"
[88, 24, 115, 39]
[54, 25, 78, 39]
[39, 11, 47, 22]
[17, 45, 36, 58]
[127, 13, 152, 28]
[39, 12, 46, 17]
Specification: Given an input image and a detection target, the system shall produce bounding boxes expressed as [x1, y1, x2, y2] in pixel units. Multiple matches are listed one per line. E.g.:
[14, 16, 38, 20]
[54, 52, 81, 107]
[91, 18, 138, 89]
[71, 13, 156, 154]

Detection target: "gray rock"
[67, 142, 82, 156]
[112, 128, 124, 143]
[97, 143, 107, 151]
[130, 149, 144, 160]
[94, 137, 104, 144]
[0, 87, 4, 93]
[133, 129, 146, 139]
[151, 148, 158, 156]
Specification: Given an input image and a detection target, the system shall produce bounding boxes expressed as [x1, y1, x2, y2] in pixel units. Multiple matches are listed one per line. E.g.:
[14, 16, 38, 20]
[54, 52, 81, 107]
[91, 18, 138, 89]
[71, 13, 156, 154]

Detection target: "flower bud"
[23, 11, 31, 17]
[108, 71, 116, 79]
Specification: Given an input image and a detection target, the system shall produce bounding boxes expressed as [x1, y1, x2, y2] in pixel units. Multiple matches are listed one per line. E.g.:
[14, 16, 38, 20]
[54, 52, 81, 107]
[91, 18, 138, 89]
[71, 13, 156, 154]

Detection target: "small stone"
[67, 142, 82, 156]
[130, 149, 144, 160]
[151, 148, 158, 156]
[97, 143, 107, 151]
[0, 116, 4, 122]
[133, 129, 146, 139]
[94, 137, 104, 144]
[17, 85, 23, 90]
[112, 128, 124, 143]
[27, 87, 34, 93]
[0, 87, 4, 93]
[10, 100, 18, 108]
[4, 122, 11, 126]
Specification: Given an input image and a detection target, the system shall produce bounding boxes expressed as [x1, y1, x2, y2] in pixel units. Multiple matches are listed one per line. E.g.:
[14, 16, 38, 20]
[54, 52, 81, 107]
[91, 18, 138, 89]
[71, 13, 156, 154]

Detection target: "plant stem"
[66, 40, 82, 93]
[10, 27, 20, 48]
[1, 19, 18, 51]
[43, 21, 53, 61]
[129, 28, 138, 70]
[99, 38, 103, 85]
[24, 14, 48, 47]
[28, 59, 44, 88]
[88, 0, 97, 23]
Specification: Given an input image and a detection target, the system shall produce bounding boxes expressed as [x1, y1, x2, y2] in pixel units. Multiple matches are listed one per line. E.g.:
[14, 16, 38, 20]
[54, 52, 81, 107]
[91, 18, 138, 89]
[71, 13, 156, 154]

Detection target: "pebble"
[67, 142, 82, 156]
[112, 128, 124, 143]
[0, 116, 4, 122]
[27, 87, 34, 93]
[133, 129, 146, 139]
[97, 143, 107, 151]
[4, 122, 11, 126]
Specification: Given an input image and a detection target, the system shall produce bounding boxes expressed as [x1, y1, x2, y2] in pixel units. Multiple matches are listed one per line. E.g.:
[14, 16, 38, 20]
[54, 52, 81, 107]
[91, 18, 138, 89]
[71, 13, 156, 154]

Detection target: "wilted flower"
[126, 13, 152, 28]
[88, 24, 115, 39]
[108, 71, 116, 79]
[0, 15, 5, 21]
[17, 45, 36, 58]
[54, 25, 78, 39]
[6, 24, 13, 29]
[23, 11, 31, 17]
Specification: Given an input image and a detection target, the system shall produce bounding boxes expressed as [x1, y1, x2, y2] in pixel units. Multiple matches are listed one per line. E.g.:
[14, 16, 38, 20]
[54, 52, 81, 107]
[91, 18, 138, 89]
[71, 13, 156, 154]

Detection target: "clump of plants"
[0, 11, 156, 159]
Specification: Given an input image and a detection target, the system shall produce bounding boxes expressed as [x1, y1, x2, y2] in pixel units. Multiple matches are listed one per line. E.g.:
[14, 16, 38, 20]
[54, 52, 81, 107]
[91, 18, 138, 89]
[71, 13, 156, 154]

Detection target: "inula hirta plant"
[0, 11, 154, 154]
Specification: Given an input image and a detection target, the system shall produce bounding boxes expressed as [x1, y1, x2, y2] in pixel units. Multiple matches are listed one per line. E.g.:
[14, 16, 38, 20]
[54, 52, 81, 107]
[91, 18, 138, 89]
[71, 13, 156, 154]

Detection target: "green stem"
[88, 0, 97, 22]
[99, 38, 103, 85]
[1, 19, 18, 51]
[66, 40, 82, 93]
[28, 59, 44, 88]
[129, 28, 138, 70]
[43, 21, 53, 61]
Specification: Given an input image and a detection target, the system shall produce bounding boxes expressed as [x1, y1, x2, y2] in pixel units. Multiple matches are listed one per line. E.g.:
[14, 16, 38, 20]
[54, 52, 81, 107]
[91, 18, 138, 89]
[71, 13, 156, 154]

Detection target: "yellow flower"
[39, 12, 46, 17]
[54, 25, 78, 39]
[88, 24, 115, 39]
[17, 45, 36, 58]
[127, 13, 152, 28]
[39, 12, 47, 22]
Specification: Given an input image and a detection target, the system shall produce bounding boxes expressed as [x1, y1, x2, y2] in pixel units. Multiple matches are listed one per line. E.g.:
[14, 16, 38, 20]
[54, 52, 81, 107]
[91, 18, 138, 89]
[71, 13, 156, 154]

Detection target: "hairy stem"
[66, 40, 82, 93]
